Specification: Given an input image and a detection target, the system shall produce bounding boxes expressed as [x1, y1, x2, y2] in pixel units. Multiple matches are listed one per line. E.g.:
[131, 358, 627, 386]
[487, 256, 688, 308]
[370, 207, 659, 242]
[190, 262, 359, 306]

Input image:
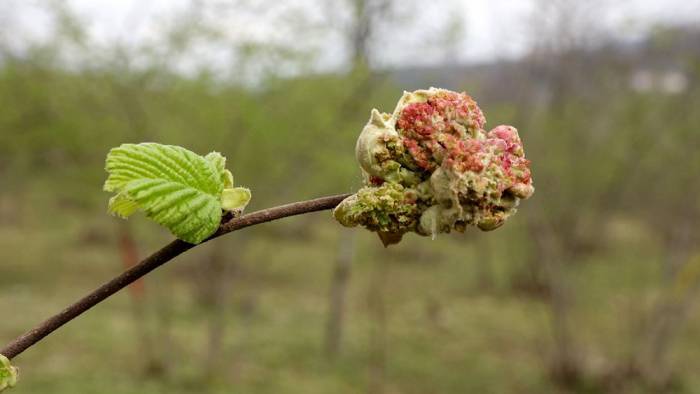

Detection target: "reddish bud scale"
[397, 91, 487, 174]
[486, 125, 532, 191]
[397, 102, 436, 138]
[369, 175, 385, 186]
[403, 138, 434, 170]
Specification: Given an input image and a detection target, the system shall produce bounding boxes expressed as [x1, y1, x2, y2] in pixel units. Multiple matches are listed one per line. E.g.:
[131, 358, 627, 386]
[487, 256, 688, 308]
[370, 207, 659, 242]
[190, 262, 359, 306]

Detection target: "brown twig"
[1, 194, 351, 360]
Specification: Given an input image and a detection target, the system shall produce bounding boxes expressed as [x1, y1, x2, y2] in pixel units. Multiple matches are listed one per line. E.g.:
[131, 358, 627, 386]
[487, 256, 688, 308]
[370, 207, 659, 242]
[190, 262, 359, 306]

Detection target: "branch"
[1, 194, 351, 360]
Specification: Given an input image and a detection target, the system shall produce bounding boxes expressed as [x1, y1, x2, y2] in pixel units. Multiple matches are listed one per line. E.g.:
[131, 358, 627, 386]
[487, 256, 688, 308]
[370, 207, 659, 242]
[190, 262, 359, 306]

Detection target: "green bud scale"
[0, 355, 18, 392]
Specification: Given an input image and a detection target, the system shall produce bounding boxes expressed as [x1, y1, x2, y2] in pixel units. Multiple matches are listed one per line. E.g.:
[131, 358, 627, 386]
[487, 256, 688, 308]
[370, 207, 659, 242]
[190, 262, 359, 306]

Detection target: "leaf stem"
[1, 194, 351, 360]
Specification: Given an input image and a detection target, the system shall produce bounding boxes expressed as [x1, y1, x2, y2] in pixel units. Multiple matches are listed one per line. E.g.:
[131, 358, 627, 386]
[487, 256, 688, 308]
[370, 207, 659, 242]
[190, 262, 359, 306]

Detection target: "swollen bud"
[334, 88, 534, 245]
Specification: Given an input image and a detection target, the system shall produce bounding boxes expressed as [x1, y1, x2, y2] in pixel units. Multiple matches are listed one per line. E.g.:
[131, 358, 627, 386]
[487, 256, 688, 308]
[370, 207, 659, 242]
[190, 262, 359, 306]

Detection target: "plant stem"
[1, 194, 351, 360]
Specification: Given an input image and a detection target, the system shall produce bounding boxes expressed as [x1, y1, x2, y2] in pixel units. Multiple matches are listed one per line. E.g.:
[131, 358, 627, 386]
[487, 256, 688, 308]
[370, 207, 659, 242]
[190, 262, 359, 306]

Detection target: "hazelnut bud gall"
[335, 88, 534, 245]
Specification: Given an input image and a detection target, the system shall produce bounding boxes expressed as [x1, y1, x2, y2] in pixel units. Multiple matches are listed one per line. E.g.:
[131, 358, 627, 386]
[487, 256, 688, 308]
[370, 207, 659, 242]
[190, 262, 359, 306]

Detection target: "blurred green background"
[1, 1, 700, 393]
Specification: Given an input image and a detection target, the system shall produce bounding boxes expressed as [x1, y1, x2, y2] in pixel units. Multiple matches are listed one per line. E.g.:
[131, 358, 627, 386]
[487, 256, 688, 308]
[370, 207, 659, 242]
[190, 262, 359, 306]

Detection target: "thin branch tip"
[0, 193, 351, 360]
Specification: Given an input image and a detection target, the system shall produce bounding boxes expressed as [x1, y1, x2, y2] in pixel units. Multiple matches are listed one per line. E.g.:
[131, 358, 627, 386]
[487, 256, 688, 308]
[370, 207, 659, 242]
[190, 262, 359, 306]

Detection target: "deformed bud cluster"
[334, 88, 534, 245]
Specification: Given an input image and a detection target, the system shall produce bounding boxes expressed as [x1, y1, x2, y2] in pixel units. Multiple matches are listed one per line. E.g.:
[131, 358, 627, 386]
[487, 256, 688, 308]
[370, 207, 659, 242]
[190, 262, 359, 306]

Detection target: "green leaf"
[204, 151, 234, 188]
[104, 143, 250, 244]
[221, 187, 251, 211]
[0, 354, 18, 392]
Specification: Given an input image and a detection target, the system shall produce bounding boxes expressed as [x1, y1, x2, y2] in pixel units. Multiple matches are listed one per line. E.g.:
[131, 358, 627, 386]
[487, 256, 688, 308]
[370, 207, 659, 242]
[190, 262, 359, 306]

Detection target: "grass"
[2, 182, 700, 394]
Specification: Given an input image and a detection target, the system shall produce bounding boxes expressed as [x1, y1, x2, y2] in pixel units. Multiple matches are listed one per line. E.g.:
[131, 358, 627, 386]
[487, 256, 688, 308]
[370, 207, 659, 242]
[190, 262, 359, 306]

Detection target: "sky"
[3, 0, 700, 72]
[465, 0, 700, 58]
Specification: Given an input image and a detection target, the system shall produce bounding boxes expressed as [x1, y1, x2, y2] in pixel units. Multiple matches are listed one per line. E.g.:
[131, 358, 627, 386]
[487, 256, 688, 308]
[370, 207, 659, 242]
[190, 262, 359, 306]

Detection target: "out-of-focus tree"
[625, 41, 700, 388]
[513, 0, 646, 388]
